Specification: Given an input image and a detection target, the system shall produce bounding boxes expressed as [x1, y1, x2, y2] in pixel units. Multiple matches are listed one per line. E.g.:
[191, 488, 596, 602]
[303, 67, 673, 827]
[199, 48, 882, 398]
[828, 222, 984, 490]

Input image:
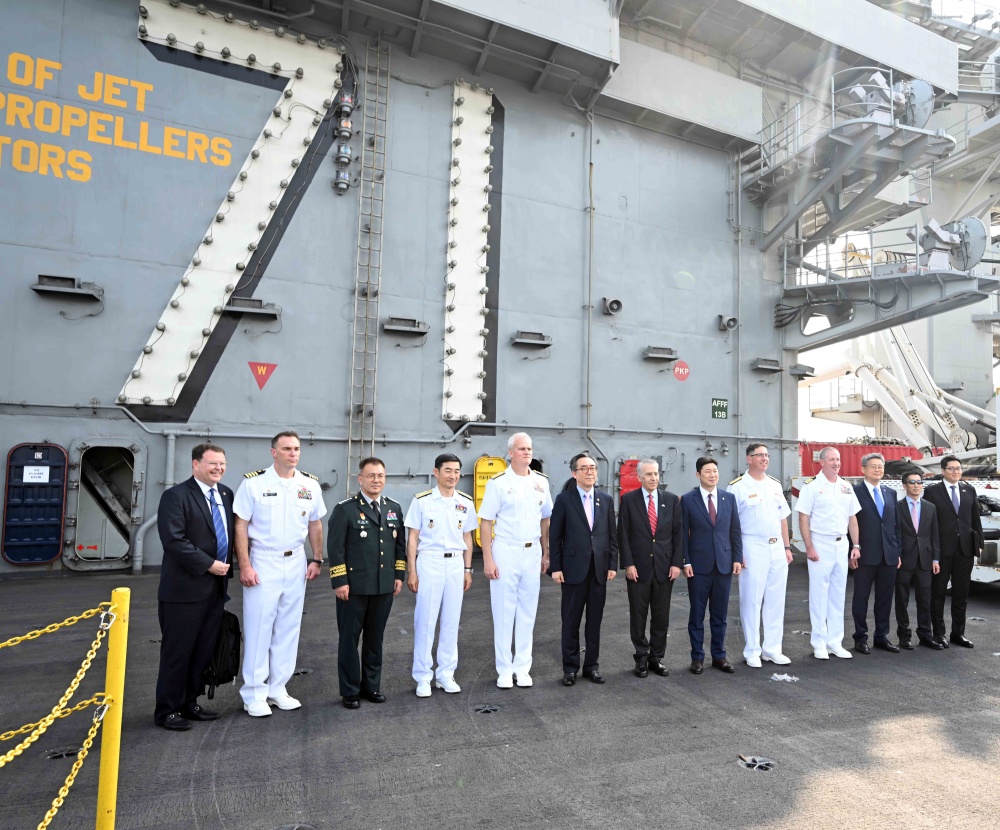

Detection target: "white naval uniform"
[794, 474, 861, 652]
[404, 487, 478, 685]
[233, 465, 327, 705]
[477, 467, 553, 678]
[730, 472, 791, 660]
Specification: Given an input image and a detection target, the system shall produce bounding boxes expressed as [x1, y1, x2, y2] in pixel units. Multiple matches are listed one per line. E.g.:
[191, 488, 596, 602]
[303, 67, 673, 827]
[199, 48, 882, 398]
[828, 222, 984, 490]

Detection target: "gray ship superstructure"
[2, 0, 999, 576]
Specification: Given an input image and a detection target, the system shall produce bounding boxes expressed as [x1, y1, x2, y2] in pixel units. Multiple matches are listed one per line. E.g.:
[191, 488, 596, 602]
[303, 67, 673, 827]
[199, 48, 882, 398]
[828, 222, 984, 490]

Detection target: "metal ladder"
[346, 37, 390, 481]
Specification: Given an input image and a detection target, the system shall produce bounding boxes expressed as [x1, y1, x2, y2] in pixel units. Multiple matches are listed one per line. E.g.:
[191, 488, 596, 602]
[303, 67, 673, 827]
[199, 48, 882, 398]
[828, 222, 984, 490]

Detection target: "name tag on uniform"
[456, 503, 467, 514]
[263, 491, 278, 498]
[748, 492, 759, 500]
[297, 487, 312, 499]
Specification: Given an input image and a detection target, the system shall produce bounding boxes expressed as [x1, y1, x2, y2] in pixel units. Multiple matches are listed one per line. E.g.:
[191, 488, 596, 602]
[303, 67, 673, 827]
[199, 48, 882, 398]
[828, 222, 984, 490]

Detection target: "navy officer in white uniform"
[478, 432, 553, 689]
[234, 431, 326, 717]
[404, 453, 477, 698]
[730, 442, 792, 668]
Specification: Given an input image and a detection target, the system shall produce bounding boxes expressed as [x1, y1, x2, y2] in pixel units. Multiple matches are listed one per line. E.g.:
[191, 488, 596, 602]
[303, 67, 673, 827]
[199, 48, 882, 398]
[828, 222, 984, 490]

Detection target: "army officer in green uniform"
[328, 456, 405, 708]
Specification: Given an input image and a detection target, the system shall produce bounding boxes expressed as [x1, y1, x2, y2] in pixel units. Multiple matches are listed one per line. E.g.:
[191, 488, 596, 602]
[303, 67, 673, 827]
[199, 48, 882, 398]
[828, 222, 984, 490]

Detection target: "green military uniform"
[328, 492, 406, 697]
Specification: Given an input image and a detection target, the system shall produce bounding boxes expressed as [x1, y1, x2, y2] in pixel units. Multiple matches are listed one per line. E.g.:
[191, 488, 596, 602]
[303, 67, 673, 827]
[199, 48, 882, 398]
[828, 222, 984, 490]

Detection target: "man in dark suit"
[851, 453, 902, 654]
[923, 455, 983, 648]
[549, 453, 618, 686]
[896, 474, 942, 650]
[328, 457, 405, 708]
[154, 443, 234, 731]
[618, 458, 682, 678]
[680, 457, 743, 675]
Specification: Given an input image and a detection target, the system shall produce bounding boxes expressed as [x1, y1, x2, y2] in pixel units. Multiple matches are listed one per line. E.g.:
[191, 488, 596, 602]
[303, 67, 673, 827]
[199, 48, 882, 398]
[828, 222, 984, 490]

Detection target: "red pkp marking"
[673, 361, 690, 381]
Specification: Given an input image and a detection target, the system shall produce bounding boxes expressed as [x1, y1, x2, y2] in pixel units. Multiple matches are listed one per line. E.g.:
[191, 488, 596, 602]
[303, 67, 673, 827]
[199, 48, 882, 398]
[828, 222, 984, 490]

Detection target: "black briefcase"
[203, 610, 241, 700]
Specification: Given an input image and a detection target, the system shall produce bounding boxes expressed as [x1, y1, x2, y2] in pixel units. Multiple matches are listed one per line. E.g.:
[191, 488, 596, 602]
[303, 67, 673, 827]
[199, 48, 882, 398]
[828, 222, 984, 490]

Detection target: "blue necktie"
[873, 485, 884, 518]
[209, 488, 228, 562]
[951, 485, 960, 514]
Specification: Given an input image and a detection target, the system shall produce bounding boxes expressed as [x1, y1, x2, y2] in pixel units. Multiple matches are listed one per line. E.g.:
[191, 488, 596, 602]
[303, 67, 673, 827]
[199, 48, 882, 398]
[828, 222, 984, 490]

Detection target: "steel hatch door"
[2, 443, 68, 564]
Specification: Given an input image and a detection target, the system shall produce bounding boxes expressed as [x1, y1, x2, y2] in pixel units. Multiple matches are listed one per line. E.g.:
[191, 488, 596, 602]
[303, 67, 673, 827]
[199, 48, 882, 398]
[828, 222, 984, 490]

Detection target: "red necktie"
[647, 493, 657, 536]
[708, 493, 716, 525]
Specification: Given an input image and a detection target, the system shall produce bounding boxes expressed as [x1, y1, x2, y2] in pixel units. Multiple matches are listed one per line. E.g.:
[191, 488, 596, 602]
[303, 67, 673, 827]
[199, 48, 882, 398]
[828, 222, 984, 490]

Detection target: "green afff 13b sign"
[711, 399, 728, 419]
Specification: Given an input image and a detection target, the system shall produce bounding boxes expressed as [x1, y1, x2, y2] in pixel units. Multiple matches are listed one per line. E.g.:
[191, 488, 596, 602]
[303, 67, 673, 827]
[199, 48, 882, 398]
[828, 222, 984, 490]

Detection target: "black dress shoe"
[950, 634, 974, 649]
[583, 669, 605, 684]
[874, 640, 900, 653]
[342, 695, 360, 709]
[182, 704, 219, 721]
[898, 639, 914, 650]
[690, 660, 704, 675]
[364, 690, 387, 703]
[562, 673, 576, 686]
[919, 637, 945, 650]
[634, 657, 648, 678]
[711, 658, 735, 674]
[935, 635, 950, 649]
[855, 641, 871, 654]
[160, 713, 192, 731]
[649, 661, 669, 677]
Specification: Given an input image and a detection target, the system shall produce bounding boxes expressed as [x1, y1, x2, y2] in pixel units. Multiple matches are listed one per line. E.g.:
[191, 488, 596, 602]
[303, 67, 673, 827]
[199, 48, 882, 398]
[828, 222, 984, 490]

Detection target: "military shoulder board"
[534, 470, 548, 479]
[729, 475, 743, 486]
[456, 490, 473, 500]
[416, 489, 433, 499]
[244, 469, 266, 478]
[767, 474, 781, 483]
[300, 471, 320, 481]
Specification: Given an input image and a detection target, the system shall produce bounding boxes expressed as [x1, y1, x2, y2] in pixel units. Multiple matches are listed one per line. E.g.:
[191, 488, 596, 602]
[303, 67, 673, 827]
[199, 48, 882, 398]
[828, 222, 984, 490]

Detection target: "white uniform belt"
[811, 533, 845, 541]
[745, 535, 780, 543]
[250, 545, 305, 556]
[494, 538, 539, 547]
[419, 550, 464, 557]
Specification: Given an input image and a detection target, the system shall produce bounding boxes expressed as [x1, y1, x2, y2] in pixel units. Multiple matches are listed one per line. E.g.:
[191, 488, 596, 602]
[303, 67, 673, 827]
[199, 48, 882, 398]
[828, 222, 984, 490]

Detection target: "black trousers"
[931, 553, 975, 639]
[336, 592, 394, 696]
[895, 566, 932, 642]
[155, 595, 223, 724]
[851, 560, 896, 643]
[560, 560, 607, 674]
[626, 576, 674, 662]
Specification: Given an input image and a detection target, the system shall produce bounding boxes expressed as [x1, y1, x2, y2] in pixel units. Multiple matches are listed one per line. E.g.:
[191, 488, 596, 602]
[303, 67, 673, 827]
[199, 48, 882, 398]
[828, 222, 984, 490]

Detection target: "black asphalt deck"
[2, 560, 999, 829]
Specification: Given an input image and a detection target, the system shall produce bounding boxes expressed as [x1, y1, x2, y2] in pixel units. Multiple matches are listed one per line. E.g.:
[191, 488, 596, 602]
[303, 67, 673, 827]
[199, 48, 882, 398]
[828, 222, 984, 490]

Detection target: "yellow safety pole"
[95, 587, 129, 830]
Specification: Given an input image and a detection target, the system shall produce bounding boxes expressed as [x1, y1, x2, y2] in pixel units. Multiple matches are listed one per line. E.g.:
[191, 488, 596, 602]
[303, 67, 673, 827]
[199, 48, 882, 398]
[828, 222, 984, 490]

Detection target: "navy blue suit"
[680, 488, 742, 661]
[549, 487, 618, 674]
[851, 482, 901, 645]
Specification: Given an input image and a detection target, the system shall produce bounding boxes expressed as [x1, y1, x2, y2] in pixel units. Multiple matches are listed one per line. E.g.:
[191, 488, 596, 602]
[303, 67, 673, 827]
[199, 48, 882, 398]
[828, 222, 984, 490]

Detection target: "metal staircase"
[347, 38, 390, 477]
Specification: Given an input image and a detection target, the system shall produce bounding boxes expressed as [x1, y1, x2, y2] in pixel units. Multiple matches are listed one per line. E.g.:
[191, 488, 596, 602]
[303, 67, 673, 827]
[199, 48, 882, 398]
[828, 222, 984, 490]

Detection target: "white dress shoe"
[266, 693, 302, 710]
[415, 681, 432, 698]
[762, 653, 791, 665]
[828, 645, 853, 659]
[496, 674, 514, 689]
[515, 673, 533, 688]
[435, 677, 461, 694]
[813, 648, 829, 660]
[244, 700, 272, 717]
[745, 656, 762, 668]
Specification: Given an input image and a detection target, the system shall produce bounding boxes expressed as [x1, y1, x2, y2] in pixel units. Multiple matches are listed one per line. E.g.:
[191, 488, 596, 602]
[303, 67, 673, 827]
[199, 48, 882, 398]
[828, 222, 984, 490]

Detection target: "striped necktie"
[647, 493, 657, 536]
[873, 485, 884, 518]
[209, 488, 228, 562]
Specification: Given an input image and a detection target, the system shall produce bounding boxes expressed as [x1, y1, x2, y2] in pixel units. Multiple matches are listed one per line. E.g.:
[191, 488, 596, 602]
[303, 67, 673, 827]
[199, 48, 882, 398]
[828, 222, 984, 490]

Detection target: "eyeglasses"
[944, 466, 962, 472]
[575, 465, 597, 472]
[361, 473, 386, 480]
[200, 462, 227, 469]
[863, 464, 884, 470]
[749, 453, 769, 458]
[903, 480, 923, 486]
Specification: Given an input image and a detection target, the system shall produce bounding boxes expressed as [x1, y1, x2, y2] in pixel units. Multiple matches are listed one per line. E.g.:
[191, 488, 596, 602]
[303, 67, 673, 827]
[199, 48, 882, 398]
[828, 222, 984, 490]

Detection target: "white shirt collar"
[194, 478, 215, 499]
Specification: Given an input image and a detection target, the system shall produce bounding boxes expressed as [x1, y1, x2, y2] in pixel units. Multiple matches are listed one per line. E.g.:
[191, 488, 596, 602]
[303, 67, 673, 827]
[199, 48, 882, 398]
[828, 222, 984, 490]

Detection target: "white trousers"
[807, 535, 848, 651]
[240, 547, 307, 705]
[412, 553, 466, 684]
[489, 540, 541, 677]
[738, 538, 788, 659]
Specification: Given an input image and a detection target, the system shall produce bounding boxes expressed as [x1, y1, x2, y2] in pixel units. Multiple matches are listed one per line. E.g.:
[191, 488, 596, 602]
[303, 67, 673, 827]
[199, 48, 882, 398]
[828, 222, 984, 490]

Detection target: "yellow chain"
[0, 694, 106, 742]
[0, 607, 115, 768]
[36, 699, 110, 830]
[0, 602, 111, 650]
